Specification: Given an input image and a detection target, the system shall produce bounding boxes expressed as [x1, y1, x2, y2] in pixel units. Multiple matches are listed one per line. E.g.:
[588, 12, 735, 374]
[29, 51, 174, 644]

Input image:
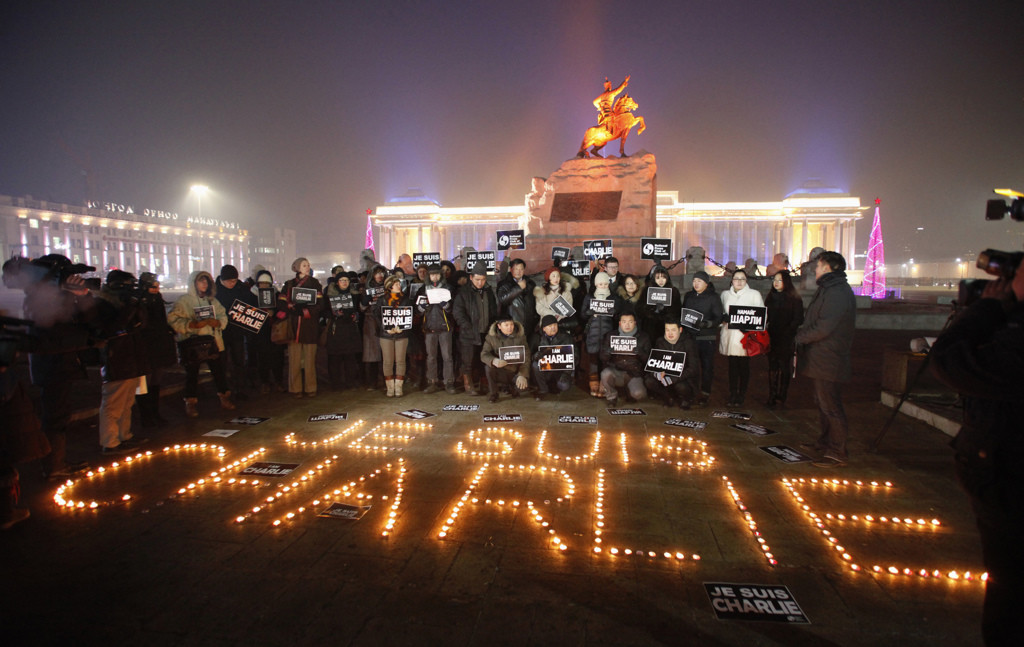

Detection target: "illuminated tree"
[862, 198, 887, 298]
[364, 210, 375, 253]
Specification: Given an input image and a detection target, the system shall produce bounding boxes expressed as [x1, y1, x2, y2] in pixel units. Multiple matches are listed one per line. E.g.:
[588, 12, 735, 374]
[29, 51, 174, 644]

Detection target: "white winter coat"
[718, 284, 765, 356]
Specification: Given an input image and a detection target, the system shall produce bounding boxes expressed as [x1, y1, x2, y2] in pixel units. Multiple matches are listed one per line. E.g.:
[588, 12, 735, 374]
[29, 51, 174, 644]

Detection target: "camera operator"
[930, 254, 1024, 645]
[10, 255, 98, 481]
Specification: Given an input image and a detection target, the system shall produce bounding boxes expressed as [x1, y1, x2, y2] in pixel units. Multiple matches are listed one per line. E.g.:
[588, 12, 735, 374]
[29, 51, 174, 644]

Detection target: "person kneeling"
[599, 311, 650, 408]
[531, 315, 575, 401]
[481, 315, 530, 403]
[644, 321, 700, 409]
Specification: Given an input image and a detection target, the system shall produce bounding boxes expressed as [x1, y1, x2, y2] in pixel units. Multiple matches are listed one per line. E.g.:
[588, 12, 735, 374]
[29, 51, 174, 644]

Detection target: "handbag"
[177, 335, 220, 364]
[0, 381, 50, 463]
[741, 330, 771, 357]
[271, 318, 292, 344]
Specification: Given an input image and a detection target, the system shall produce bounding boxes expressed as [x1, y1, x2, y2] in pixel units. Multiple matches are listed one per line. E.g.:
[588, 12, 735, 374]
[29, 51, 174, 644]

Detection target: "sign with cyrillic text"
[728, 305, 766, 332]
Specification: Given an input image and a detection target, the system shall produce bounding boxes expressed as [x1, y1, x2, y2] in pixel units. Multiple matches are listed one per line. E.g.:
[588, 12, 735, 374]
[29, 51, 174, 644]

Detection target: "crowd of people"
[1, 248, 858, 530]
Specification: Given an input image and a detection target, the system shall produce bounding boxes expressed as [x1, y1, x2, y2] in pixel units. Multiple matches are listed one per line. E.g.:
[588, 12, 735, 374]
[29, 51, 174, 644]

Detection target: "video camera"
[3, 254, 95, 290]
[959, 189, 1024, 307]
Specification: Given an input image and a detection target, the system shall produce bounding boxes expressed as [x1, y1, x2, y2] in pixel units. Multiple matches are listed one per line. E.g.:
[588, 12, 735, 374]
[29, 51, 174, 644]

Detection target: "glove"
[492, 358, 508, 368]
[276, 310, 287, 319]
[515, 375, 528, 390]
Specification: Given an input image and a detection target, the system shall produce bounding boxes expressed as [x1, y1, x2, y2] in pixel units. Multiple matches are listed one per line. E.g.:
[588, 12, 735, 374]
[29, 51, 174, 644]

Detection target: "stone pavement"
[2, 329, 986, 646]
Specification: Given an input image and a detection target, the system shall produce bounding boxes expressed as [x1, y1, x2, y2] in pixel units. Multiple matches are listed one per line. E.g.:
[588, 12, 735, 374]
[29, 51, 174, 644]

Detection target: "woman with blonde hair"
[276, 257, 323, 398]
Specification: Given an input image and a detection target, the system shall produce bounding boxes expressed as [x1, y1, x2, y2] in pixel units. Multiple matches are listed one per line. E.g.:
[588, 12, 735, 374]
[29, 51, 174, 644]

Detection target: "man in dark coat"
[452, 264, 496, 395]
[480, 315, 530, 403]
[215, 264, 254, 399]
[930, 256, 1024, 645]
[496, 258, 538, 340]
[795, 251, 856, 467]
[531, 315, 575, 400]
[599, 310, 651, 408]
[643, 321, 700, 409]
[415, 264, 457, 394]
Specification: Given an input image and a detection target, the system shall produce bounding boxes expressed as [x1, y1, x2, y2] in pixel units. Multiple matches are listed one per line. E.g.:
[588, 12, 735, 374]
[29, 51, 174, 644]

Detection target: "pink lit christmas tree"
[364, 209, 375, 252]
[861, 198, 887, 298]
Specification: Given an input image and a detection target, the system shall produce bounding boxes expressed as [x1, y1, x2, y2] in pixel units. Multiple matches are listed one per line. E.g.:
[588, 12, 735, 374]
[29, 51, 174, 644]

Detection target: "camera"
[958, 188, 1024, 307]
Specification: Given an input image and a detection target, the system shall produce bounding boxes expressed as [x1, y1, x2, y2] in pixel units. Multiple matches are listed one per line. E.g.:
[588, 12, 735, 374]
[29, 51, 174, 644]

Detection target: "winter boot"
[184, 397, 199, 418]
[385, 377, 395, 397]
[765, 367, 779, 407]
[463, 375, 480, 396]
[218, 392, 236, 410]
[423, 381, 439, 394]
[1, 465, 30, 530]
[394, 376, 404, 397]
[445, 382, 458, 395]
[589, 377, 601, 398]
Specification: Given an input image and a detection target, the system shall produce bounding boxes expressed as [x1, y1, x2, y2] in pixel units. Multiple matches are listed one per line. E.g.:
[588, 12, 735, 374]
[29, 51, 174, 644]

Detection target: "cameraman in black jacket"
[931, 256, 1024, 645]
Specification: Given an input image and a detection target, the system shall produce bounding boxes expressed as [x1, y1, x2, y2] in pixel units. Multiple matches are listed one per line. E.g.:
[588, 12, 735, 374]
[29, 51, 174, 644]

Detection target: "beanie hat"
[693, 271, 711, 284]
[469, 262, 488, 277]
[138, 272, 158, 288]
[219, 265, 239, 280]
[540, 314, 558, 329]
[255, 271, 273, 285]
[106, 269, 135, 288]
[384, 275, 403, 292]
[427, 263, 442, 274]
[593, 271, 610, 286]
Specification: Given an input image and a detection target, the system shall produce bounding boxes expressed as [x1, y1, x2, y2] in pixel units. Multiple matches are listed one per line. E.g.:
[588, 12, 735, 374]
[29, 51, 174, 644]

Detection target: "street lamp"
[190, 184, 209, 271]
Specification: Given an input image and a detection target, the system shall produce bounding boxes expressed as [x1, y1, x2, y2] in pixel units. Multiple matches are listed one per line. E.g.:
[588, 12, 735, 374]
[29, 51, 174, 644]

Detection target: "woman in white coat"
[719, 269, 764, 407]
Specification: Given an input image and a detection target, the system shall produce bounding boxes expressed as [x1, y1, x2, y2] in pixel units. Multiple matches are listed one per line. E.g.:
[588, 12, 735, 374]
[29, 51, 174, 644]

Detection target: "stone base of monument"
[522, 151, 657, 278]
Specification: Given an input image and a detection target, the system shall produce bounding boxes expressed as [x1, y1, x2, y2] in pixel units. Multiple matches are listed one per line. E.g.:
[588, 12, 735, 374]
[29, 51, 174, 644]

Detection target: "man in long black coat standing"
[795, 251, 856, 467]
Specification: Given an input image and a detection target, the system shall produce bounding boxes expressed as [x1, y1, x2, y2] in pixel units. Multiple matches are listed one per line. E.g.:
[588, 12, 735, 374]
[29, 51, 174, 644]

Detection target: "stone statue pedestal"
[521, 151, 657, 278]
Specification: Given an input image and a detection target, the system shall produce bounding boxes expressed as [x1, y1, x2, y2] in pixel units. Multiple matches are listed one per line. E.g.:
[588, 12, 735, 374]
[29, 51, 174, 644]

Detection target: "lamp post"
[190, 184, 209, 272]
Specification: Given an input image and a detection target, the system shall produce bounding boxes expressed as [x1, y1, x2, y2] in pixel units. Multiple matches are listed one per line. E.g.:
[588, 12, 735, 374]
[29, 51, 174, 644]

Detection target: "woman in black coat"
[764, 270, 804, 406]
[324, 273, 363, 390]
[136, 272, 177, 426]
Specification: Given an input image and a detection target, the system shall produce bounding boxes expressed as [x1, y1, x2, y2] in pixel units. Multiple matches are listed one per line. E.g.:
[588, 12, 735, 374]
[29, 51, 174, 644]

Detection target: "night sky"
[2, 0, 1022, 265]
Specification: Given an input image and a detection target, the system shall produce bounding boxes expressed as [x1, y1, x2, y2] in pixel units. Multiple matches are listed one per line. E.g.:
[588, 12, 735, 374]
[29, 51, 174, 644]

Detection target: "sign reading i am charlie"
[536, 344, 575, 371]
[728, 305, 767, 332]
[583, 239, 613, 260]
[641, 237, 673, 261]
[645, 349, 686, 377]
[412, 252, 442, 266]
[291, 286, 318, 305]
[496, 229, 525, 251]
[498, 345, 526, 364]
[465, 250, 496, 273]
[381, 306, 413, 330]
[565, 259, 591, 278]
[646, 287, 672, 306]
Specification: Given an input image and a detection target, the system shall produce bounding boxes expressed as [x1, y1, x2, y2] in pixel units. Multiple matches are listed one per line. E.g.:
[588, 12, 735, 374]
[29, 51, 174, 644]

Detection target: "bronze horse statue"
[577, 95, 646, 159]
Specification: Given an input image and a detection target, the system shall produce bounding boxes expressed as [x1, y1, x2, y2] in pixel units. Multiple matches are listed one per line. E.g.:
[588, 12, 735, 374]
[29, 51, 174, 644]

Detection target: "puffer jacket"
[480, 320, 531, 380]
[719, 284, 765, 356]
[682, 285, 725, 342]
[795, 270, 856, 381]
[581, 292, 623, 354]
[168, 270, 229, 352]
[599, 327, 652, 377]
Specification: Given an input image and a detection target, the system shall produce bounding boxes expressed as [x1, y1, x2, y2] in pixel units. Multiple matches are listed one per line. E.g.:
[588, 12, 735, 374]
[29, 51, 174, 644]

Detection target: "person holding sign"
[360, 264, 388, 391]
[481, 314, 531, 403]
[496, 258, 538, 340]
[599, 310, 651, 408]
[324, 273, 362, 391]
[644, 321, 699, 409]
[534, 267, 579, 334]
[764, 270, 803, 407]
[682, 271, 724, 404]
[415, 264, 457, 394]
[246, 270, 286, 394]
[167, 270, 234, 417]
[215, 265, 254, 401]
[373, 275, 412, 397]
[637, 266, 682, 342]
[581, 271, 623, 398]
[719, 269, 764, 407]
[531, 315, 575, 400]
[453, 264, 497, 395]
[278, 257, 323, 398]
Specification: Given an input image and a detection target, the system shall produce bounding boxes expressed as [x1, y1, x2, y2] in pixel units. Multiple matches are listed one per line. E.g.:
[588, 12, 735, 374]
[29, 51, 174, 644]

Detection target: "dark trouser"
[696, 339, 715, 394]
[643, 375, 696, 404]
[39, 378, 72, 474]
[425, 331, 454, 385]
[255, 338, 285, 387]
[956, 455, 1024, 646]
[531, 364, 573, 394]
[727, 355, 750, 401]
[328, 352, 360, 389]
[459, 340, 483, 383]
[812, 378, 848, 460]
[484, 365, 520, 395]
[184, 353, 229, 398]
[222, 333, 249, 394]
[767, 350, 794, 403]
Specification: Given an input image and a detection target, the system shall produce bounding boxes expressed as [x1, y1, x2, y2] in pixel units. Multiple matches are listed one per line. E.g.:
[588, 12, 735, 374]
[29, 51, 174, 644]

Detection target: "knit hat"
[106, 269, 135, 289]
[383, 275, 403, 292]
[593, 271, 610, 286]
[427, 263, 442, 275]
[469, 262, 488, 277]
[693, 271, 711, 284]
[540, 314, 558, 329]
[543, 267, 561, 284]
[219, 264, 239, 280]
[255, 271, 273, 285]
[138, 272, 158, 288]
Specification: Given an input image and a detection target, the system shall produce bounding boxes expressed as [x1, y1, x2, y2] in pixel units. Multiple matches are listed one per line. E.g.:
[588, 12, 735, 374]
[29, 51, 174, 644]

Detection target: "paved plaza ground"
[2, 328, 987, 646]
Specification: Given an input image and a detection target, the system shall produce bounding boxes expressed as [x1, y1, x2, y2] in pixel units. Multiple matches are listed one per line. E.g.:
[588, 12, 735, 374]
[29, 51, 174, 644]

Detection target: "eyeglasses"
[732, 277, 747, 282]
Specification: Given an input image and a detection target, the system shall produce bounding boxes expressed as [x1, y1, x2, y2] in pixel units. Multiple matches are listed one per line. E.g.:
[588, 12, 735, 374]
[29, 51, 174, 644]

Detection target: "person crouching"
[481, 314, 531, 403]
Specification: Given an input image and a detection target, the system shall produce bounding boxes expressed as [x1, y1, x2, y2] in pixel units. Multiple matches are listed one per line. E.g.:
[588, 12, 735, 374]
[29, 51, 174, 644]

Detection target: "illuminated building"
[371, 182, 864, 271]
[0, 194, 248, 286]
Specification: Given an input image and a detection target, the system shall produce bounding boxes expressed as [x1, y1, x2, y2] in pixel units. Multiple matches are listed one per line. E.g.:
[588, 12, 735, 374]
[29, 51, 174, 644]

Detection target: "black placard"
[396, 408, 436, 419]
[227, 299, 269, 334]
[496, 229, 525, 251]
[381, 306, 413, 330]
[329, 294, 354, 314]
[646, 349, 686, 377]
[483, 414, 522, 422]
[308, 413, 348, 422]
[558, 415, 598, 424]
[583, 239, 613, 260]
[589, 298, 615, 316]
[664, 418, 707, 430]
[227, 416, 269, 425]
[608, 408, 646, 415]
[257, 287, 275, 308]
[646, 287, 672, 306]
[728, 305, 767, 332]
[239, 462, 298, 477]
[609, 335, 637, 354]
[318, 502, 370, 520]
[465, 250, 496, 274]
[712, 410, 752, 420]
[566, 260, 591, 278]
[498, 345, 526, 364]
[292, 286, 318, 305]
[366, 286, 384, 299]
[549, 295, 576, 318]
[551, 246, 570, 262]
[442, 404, 480, 412]
[704, 583, 809, 623]
[641, 237, 673, 261]
[413, 252, 441, 266]
[680, 308, 704, 330]
[536, 344, 575, 371]
[759, 445, 813, 463]
[731, 423, 776, 436]
[193, 304, 215, 321]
